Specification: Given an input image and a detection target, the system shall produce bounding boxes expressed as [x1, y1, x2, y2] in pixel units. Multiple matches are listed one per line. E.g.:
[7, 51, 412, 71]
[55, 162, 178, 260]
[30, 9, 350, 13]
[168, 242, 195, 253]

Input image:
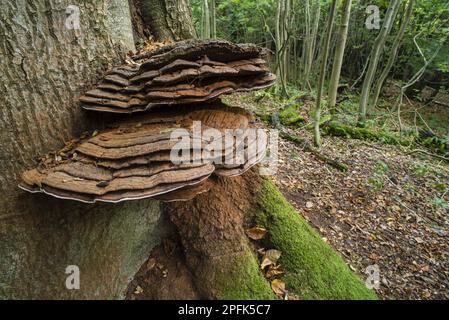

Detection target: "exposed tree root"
[126, 169, 377, 300]
[164, 171, 275, 299]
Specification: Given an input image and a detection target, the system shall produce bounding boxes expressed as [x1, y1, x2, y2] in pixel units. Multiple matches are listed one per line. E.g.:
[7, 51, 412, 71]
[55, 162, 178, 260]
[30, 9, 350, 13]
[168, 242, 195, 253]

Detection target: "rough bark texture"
[136, 0, 197, 41]
[0, 0, 169, 299]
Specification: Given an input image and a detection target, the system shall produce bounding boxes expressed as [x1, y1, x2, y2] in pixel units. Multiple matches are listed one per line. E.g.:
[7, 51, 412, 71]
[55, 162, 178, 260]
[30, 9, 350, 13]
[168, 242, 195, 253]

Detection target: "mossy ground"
[323, 121, 410, 146]
[279, 104, 305, 126]
[254, 179, 377, 300]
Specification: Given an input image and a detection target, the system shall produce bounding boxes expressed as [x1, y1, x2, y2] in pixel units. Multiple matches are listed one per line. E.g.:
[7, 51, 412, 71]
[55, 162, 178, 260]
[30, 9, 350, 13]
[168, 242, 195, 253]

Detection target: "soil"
[126, 237, 201, 300]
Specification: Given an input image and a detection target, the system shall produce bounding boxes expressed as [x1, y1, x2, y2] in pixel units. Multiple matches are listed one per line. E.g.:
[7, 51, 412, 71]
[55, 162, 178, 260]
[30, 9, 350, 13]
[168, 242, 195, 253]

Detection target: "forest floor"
[225, 92, 449, 300]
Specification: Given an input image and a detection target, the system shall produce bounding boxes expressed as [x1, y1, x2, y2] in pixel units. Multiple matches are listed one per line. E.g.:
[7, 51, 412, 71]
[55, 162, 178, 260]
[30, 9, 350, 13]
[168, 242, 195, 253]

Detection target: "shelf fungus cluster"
[19, 40, 276, 203]
[79, 39, 276, 113]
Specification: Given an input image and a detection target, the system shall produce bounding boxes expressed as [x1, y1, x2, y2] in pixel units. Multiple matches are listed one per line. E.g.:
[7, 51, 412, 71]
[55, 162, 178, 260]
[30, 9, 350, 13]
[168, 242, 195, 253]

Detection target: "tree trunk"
[313, 0, 338, 148]
[357, 0, 401, 125]
[137, 0, 197, 41]
[202, 0, 211, 39]
[371, 0, 415, 108]
[0, 0, 170, 299]
[328, 0, 352, 110]
[210, 0, 217, 39]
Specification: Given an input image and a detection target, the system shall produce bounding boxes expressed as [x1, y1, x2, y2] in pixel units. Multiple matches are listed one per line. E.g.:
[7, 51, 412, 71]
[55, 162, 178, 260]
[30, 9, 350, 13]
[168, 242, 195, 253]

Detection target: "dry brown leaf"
[265, 264, 284, 279]
[133, 285, 143, 294]
[245, 226, 267, 240]
[286, 293, 301, 300]
[260, 249, 281, 269]
[271, 279, 286, 296]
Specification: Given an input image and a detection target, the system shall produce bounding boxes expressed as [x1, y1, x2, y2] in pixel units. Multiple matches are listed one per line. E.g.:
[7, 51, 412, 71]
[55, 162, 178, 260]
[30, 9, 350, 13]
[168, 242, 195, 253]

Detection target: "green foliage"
[412, 163, 429, 177]
[367, 161, 390, 192]
[419, 134, 449, 157]
[255, 179, 377, 300]
[279, 104, 305, 126]
[190, 0, 276, 44]
[429, 197, 449, 210]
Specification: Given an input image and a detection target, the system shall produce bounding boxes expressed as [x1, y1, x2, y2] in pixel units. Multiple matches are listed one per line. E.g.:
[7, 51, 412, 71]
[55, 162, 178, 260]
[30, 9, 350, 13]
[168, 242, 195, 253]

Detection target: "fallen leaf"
[286, 293, 301, 300]
[134, 285, 143, 294]
[261, 249, 282, 269]
[271, 279, 286, 296]
[245, 226, 267, 240]
[265, 264, 284, 279]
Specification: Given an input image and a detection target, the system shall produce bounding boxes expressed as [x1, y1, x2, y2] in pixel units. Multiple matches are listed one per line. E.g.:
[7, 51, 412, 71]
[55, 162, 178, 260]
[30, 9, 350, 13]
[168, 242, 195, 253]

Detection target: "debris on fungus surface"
[19, 40, 275, 203]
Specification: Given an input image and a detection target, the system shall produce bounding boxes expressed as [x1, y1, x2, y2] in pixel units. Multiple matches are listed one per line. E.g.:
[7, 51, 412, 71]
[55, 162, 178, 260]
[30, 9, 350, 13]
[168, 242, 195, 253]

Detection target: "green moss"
[254, 179, 377, 300]
[324, 121, 409, 146]
[216, 249, 276, 300]
[279, 104, 305, 126]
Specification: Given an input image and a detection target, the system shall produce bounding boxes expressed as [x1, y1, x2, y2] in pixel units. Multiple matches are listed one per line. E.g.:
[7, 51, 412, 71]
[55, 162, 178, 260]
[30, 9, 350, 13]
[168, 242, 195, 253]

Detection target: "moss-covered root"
[202, 248, 275, 300]
[255, 179, 377, 300]
[323, 121, 409, 146]
[164, 173, 275, 300]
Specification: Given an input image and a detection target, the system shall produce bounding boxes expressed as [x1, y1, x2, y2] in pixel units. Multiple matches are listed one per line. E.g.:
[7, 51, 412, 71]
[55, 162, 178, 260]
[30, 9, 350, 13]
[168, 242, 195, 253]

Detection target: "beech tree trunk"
[357, 0, 401, 125]
[370, 0, 415, 108]
[301, 0, 320, 91]
[313, 0, 338, 148]
[0, 0, 170, 299]
[328, 0, 352, 110]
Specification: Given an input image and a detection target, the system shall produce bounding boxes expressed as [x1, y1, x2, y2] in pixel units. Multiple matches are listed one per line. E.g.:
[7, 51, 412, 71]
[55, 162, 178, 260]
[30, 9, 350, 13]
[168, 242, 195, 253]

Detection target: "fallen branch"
[270, 114, 349, 172]
[407, 149, 449, 162]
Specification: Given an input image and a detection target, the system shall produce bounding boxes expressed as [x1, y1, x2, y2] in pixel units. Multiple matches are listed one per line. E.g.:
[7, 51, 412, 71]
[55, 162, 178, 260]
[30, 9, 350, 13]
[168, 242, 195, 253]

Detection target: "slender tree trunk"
[301, 0, 311, 90]
[0, 0, 169, 299]
[275, 0, 284, 94]
[328, 0, 353, 111]
[210, 0, 217, 38]
[371, 0, 415, 108]
[313, 0, 338, 148]
[309, 0, 321, 73]
[301, 0, 321, 91]
[357, 0, 401, 125]
[202, 0, 211, 39]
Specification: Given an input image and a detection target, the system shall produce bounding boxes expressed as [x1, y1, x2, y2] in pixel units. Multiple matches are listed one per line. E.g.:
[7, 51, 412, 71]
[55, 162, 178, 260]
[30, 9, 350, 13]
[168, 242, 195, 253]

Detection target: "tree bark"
[357, 0, 401, 125]
[328, 0, 352, 110]
[136, 0, 197, 41]
[371, 0, 415, 108]
[0, 0, 170, 299]
[313, 0, 338, 148]
[210, 0, 217, 39]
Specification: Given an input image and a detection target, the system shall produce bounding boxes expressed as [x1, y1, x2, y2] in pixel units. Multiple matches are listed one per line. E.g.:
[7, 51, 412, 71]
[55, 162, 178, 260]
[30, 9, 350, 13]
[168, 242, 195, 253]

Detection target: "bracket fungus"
[79, 39, 276, 113]
[19, 40, 276, 203]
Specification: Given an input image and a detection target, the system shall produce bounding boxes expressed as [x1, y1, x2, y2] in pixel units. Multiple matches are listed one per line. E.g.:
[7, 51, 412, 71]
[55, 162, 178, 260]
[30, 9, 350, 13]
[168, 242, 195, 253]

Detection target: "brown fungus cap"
[19, 104, 268, 203]
[79, 39, 276, 113]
